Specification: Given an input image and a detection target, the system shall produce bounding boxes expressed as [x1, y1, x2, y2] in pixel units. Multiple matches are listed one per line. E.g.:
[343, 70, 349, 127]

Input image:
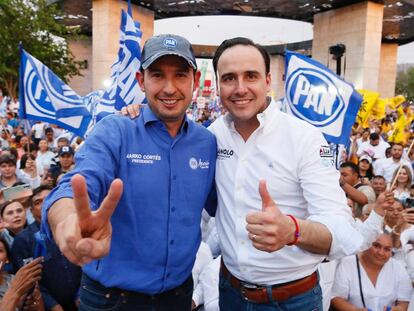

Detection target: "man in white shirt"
[357, 132, 390, 160]
[374, 143, 413, 183]
[209, 37, 364, 310]
[356, 128, 370, 150]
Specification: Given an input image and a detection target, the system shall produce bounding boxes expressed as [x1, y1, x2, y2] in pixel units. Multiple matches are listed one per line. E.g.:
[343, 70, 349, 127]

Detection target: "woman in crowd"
[35, 139, 55, 178]
[391, 165, 412, 203]
[0, 200, 27, 247]
[358, 155, 374, 184]
[331, 233, 412, 311]
[18, 153, 41, 189]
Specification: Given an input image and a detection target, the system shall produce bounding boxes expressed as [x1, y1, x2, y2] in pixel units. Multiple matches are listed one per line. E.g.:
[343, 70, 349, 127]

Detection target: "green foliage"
[396, 67, 414, 102]
[0, 0, 84, 99]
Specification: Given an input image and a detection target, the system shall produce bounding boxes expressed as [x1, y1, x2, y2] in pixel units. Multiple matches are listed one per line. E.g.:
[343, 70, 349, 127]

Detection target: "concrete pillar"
[312, 1, 384, 91]
[92, 0, 154, 90]
[378, 42, 398, 97]
[68, 37, 93, 96]
[270, 55, 285, 100]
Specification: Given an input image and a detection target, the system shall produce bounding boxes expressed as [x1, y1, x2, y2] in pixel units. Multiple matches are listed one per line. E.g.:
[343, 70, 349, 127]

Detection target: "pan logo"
[164, 38, 177, 48]
[286, 68, 344, 127]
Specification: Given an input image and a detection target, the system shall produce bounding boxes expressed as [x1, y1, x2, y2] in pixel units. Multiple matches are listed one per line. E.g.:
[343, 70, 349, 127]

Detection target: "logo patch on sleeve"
[319, 145, 334, 167]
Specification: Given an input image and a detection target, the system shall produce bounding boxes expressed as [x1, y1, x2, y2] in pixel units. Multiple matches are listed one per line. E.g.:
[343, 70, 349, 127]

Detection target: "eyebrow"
[220, 70, 261, 77]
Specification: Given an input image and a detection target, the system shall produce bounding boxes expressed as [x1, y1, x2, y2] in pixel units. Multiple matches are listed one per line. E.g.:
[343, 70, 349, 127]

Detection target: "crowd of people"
[0, 33, 414, 311]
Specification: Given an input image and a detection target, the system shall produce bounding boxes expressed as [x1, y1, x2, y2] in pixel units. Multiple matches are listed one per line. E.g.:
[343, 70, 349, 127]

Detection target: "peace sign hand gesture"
[52, 174, 123, 266]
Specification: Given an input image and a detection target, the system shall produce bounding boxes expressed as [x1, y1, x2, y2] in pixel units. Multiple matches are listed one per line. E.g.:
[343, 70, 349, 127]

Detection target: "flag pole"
[390, 139, 414, 189]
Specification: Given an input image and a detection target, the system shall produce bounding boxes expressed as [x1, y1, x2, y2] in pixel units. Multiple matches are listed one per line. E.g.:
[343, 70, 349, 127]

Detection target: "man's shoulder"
[188, 120, 217, 146]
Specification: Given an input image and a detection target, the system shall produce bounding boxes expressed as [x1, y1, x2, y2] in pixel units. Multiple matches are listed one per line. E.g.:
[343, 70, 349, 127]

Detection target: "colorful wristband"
[286, 214, 300, 246]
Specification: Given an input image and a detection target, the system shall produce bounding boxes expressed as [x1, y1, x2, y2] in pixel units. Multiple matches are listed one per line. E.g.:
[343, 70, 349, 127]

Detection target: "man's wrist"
[286, 214, 300, 246]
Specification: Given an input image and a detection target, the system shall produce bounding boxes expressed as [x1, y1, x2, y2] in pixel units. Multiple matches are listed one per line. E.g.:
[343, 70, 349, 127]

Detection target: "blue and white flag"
[284, 50, 362, 145]
[19, 48, 91, 138]
[101, 8, 145, 111]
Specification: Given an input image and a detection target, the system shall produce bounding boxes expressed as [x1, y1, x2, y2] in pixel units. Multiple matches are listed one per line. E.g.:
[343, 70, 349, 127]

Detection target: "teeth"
[233, 99, 251, 105]
[162, 99, 178, 105]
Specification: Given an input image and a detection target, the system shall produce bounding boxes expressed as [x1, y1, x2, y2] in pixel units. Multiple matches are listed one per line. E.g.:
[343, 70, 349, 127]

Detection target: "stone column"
[378, 42, 398, 97]
[270, 55, 285, 100]
[68, 37, 93, 96]
[312, 1, 384, 91]
[92, 0, 154, 90]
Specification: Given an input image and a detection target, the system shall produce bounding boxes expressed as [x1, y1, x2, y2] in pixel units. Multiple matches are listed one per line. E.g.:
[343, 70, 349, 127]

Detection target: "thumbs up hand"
[245, 180, 297, 252]
[54, 174, 123, 266]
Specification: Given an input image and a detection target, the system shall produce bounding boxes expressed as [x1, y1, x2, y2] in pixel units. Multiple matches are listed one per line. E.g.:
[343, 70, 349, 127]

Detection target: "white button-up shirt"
[208, 103, 363, 285]
[373, 157, 413, 183]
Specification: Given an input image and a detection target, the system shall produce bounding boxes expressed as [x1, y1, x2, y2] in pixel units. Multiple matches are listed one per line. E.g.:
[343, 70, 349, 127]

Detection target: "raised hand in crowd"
[373, 190, 395, 216]
[49, 174, 123, 266]
[1, 257, 43, 311]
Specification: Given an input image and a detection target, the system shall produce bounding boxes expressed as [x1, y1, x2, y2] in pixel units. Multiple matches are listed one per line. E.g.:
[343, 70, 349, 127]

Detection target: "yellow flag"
[356, 90, 380, 128]
[371, 98, 387, 120]
[388, 95, 406, 110]
[389, 106, 408, 144]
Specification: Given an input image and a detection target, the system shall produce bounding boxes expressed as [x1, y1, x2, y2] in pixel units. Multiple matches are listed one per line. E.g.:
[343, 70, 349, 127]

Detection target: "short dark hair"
[45, 127, 53, 134]
[0, 154, 16, 166]
[340, 162, 359, 174]
[212, 37, 270, 78]
[372, 175, 385, 181]
[32, 184, 53, 197]
[57, 137, 69, 144]
[369, 133, 379, 140]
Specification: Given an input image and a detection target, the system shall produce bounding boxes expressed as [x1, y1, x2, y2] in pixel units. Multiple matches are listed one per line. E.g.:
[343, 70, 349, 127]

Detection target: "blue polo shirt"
[42, 107, 217, 294]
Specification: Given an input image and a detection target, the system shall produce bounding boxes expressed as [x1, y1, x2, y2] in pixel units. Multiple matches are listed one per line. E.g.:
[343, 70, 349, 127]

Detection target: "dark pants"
[79, 274, 193, 311]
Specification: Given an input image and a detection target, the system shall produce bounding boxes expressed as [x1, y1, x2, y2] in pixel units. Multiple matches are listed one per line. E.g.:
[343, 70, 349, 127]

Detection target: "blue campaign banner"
[284, 50, 362, 145]
[19, 48, 91, 138]
[101, 9, 145, 111]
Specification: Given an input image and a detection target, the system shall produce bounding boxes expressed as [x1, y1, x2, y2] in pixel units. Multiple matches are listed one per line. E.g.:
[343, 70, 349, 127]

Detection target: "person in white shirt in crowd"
[374, 143, 413, 184]
[192, 256, 221, 311]
[30, 121, 45, 146]
[0, 118, 13, 135]
[391, 165, 413, 203]
[371, 175, 387, 199]
[192, 241, 213, 310]
[35, 139, 56, 178]
[0, 129, 11, 151]
[357, 128, 371, 150]
[319, 192, 392, 311]
[44, 127, 56, 152]
[357, 132, 390, 160]
[361, 203, 375, 222]
[18, 153, 41, 189]
[331, 233, 412, 311]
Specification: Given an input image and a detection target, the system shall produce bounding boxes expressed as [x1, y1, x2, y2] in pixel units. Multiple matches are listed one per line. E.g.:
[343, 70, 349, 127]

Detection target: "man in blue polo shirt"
[41, 34, 217, 311]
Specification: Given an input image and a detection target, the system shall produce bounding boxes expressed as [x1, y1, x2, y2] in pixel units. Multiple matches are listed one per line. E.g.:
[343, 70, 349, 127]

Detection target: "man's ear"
[136, 71, 145, 92]
[193, 70, 201, 91]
